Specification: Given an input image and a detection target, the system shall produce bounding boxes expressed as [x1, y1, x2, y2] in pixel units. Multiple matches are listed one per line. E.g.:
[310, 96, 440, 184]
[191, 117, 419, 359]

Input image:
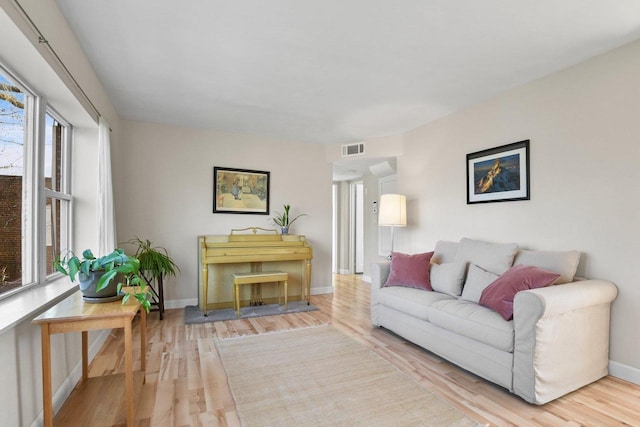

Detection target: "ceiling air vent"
[341, 143, 365, 157]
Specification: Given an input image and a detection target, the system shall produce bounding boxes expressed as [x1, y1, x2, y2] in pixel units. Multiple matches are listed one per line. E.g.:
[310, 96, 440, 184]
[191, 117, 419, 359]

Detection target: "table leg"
[124, 319, 134, 427]
[40, 324, 53, 427]
[82, 330, 88, 381]
[140, 307, 147, 376]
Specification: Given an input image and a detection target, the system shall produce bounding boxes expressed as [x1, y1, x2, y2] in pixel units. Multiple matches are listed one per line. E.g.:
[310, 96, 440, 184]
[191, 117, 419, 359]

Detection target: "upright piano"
[198, 227, 313, 314]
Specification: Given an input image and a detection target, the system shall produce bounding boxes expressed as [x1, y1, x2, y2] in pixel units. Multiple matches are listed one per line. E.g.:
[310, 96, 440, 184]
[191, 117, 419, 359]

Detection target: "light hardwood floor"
[86, 275, 640, 426]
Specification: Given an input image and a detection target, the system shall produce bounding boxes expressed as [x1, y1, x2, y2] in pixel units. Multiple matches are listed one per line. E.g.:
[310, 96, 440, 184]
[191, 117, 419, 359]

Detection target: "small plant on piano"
[271, 204, 307, 234]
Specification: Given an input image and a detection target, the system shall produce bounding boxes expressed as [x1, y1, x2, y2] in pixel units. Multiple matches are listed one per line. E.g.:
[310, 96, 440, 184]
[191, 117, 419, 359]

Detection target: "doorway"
[351, 181, 364, 274]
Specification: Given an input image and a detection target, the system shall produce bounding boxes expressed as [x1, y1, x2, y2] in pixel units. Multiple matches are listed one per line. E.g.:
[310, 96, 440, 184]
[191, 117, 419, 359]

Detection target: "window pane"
[44, 113, 63, 191]
[0, 71, 25, 292]
[45, 196, 69, 276]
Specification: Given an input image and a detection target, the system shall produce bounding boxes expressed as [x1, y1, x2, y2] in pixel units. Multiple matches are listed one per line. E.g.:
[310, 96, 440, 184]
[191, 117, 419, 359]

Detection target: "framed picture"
[466, 140, 530, 204]
[213, 167, 270, 214]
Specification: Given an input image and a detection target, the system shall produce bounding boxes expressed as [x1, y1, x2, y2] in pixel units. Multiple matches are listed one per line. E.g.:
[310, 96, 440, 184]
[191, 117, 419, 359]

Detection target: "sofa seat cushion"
[429, 299, 514, 352]
[376, 287, 456, 321]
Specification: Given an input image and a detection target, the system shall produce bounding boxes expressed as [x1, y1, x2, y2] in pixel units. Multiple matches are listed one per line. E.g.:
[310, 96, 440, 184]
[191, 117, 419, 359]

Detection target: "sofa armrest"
[513, 280, 617, 404]
[370, 262, 391, 325]
[371, 261, 391, 291]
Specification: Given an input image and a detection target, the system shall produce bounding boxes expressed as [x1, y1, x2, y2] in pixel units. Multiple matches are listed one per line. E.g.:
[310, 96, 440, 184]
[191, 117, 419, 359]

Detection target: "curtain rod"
[11, 0, 102, 124]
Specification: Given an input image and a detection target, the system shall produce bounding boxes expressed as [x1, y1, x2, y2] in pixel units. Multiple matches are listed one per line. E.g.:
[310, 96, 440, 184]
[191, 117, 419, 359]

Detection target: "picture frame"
[466, 140, 530, 204]
[213, 167, 270, 214]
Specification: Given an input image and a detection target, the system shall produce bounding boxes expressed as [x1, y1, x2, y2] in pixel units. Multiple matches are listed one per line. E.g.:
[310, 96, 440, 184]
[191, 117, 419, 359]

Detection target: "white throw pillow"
[430, 261, 467, 296]
[455, 238, 518, 275]
[460, 264, 499, 303]
[513, 249, 580, 284]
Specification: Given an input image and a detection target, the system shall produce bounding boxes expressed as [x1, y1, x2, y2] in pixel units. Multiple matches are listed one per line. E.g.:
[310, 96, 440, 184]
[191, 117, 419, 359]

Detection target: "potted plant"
[271, 204, 307, 234]
[126, 237, 180, 319]
[53, 248, 151, 312]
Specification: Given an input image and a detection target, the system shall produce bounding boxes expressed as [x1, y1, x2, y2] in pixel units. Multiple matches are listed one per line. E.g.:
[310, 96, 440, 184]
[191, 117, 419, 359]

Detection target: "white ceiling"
[55, 1, 640, 145]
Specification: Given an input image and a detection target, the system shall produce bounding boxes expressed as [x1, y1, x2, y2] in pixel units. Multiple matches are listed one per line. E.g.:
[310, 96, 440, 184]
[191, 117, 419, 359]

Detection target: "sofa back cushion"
[432, 240, 459, 264]
[513, 249, 580, 284]
[384, 252, 434, 291]
[430, 261, 467, 296]
[455, 238, 519, 275]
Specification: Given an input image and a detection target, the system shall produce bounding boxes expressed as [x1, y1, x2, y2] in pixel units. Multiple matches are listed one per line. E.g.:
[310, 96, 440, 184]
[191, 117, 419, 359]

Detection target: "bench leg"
[278, 282, 282, 306]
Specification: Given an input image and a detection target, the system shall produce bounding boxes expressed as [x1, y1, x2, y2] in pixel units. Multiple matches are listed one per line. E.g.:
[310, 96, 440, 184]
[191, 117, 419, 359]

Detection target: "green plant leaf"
[80, 261, 90, 275]
[68, 257, 80, 281]
[53, 262, 68, 275]
[82, 249, 95, 260]
[115, 264, 134, 274]
[97, 270, 117, 292]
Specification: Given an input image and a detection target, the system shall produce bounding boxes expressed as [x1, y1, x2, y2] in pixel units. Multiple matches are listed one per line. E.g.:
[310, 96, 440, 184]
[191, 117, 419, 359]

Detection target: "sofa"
[370, 238, 618, 405]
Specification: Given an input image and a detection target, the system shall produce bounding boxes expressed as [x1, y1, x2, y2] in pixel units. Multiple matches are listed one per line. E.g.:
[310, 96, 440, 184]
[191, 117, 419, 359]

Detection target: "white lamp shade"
[378, 194, 407, 226]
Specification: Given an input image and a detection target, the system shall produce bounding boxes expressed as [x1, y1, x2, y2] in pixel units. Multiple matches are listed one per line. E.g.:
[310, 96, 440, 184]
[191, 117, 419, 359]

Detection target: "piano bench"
[231, 272, 289, 317]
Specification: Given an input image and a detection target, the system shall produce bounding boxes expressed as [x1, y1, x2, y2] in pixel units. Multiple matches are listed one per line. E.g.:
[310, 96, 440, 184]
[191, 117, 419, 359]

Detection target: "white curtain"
[97, 117, 117, 256]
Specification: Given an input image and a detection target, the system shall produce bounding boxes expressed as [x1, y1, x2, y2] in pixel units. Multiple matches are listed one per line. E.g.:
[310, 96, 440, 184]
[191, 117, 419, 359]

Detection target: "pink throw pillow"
[384, 252, 434, 291]
[479, 265, 560, 320]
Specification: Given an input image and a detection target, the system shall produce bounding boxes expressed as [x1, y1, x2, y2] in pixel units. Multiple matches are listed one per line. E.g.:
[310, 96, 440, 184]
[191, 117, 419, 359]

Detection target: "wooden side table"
[32, 291, 146, 427]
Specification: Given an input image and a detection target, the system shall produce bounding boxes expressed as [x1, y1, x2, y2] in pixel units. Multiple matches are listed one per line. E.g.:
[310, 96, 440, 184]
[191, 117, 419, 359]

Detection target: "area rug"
[216, 325, 480, 426]
[183, 301, 319, 324]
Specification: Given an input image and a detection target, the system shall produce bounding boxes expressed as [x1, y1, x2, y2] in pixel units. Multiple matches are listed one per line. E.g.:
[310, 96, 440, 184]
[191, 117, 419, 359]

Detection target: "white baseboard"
[32, 329, 110, 427]
[361, 275, 371, 283]
[338, 269, 350, 275]
[165, 298, 197, 309]
[609, 360, 640, 385]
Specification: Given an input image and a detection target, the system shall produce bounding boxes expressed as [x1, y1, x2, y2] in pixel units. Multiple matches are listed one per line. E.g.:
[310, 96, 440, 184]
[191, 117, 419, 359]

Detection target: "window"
[44, 112, 71, 277]
[0, 65, 72, 297]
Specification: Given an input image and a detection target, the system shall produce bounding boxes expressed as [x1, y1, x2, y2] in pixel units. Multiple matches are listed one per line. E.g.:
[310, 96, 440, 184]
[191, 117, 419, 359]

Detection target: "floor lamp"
[378, 194, 407, 259]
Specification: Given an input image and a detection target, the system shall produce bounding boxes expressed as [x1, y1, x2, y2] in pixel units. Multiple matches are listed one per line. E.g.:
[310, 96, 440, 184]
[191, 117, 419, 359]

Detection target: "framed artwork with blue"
[466, 140, 530, 204]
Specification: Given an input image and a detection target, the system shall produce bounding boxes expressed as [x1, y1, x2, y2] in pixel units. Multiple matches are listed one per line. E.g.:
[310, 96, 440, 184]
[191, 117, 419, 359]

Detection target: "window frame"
[41, 108, 72, 281]
[0, 63, 73, 301]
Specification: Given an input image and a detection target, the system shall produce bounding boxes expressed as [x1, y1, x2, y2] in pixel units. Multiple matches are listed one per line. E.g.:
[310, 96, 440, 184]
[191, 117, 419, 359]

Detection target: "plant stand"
[141, 273, 165, 320]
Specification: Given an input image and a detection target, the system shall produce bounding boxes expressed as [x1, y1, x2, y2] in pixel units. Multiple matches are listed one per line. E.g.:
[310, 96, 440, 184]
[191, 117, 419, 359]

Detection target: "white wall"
[112, 120, 334, 305]
[394, 39, 640, 379]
